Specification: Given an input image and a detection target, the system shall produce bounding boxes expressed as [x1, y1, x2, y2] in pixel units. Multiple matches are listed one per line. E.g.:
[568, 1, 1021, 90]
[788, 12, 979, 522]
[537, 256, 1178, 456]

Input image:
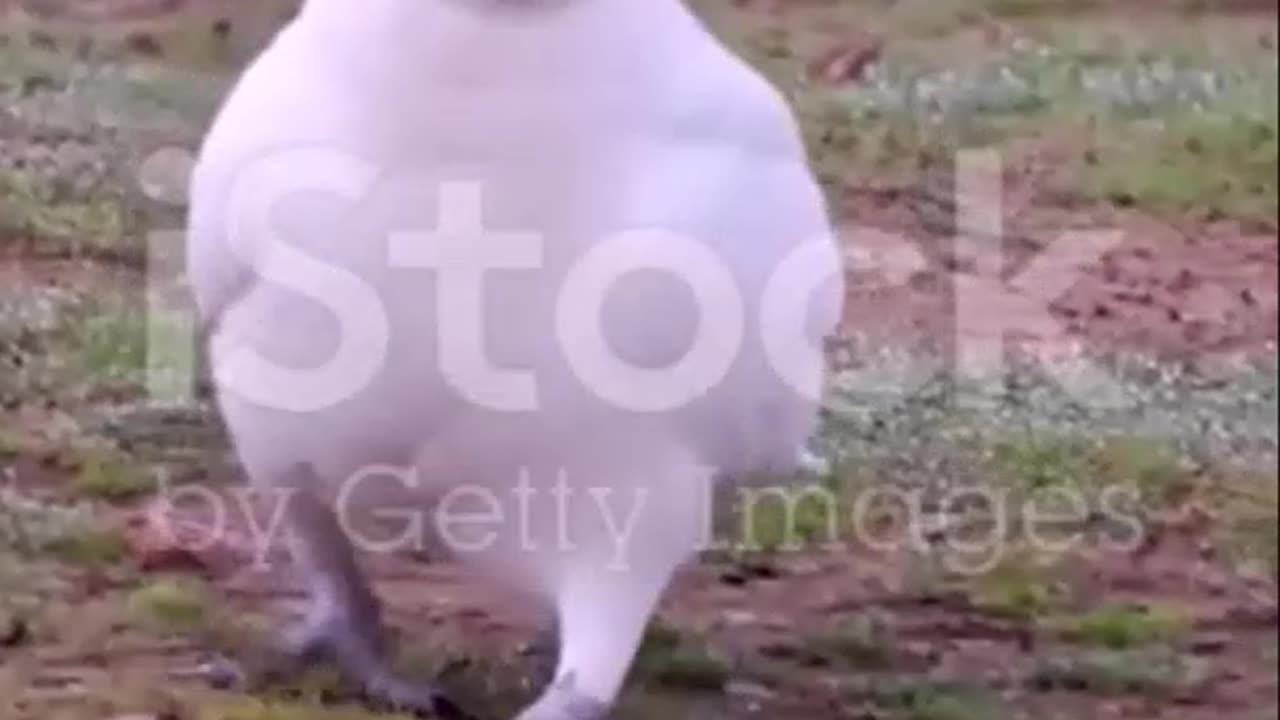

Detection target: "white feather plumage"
[187, 1, 844, 716]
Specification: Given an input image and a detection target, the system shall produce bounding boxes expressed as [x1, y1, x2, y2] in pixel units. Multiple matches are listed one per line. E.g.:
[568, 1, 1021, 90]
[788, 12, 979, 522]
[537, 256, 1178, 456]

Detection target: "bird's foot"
[515, 673, 610, 720]
[278, 614, 477, 720]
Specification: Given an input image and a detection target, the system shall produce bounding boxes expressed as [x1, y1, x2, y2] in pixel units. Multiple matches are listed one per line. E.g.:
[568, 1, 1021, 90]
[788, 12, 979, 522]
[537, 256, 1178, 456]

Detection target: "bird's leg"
[515, 565, 673, 720]
[522, 618, 561, 689]
[276, 466, 474, 720]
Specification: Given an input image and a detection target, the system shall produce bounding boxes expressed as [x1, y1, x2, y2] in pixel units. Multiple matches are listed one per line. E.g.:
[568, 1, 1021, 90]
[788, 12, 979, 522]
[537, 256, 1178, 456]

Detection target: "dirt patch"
[839, 192, 1278, 363]
[5, 488, 1274, 719]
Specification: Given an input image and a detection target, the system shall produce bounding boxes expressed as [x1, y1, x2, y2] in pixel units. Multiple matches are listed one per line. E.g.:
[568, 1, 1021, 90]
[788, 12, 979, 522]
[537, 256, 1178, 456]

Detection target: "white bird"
[186, 1, 845, 718]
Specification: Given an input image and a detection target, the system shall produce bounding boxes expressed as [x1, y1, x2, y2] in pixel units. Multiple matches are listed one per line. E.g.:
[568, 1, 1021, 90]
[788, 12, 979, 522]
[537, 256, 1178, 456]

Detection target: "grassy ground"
[1, 1, 1277, 719]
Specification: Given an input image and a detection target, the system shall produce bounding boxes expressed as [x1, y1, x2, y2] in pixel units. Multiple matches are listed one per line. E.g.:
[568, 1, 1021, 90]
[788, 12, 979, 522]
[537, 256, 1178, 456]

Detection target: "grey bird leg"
[522, 620, 560, 688]
[276, 465, 475, 720]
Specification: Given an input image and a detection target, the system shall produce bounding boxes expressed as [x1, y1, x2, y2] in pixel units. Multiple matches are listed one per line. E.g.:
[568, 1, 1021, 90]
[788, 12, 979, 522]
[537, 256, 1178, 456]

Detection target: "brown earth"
[837, 191, 1278, 365]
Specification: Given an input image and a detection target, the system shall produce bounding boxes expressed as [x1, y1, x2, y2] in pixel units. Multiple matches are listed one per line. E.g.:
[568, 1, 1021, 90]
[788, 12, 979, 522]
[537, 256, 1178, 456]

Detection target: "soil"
[838, 192, 1278, 363]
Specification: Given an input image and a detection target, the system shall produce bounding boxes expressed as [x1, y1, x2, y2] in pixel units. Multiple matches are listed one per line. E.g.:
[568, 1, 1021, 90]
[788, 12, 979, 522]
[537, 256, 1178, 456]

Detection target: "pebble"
[726, 679, 776, 705]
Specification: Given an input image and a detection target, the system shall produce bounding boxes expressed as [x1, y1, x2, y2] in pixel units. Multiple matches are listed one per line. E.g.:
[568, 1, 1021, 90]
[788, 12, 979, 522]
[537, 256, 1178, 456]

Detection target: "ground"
[0, 1, 1276, 719]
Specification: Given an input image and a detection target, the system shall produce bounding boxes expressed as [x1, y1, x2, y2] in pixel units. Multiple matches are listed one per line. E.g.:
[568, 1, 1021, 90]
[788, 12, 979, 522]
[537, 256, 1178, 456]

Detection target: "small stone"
[723, 610, 759, 627]
[726, 679, 776, 706]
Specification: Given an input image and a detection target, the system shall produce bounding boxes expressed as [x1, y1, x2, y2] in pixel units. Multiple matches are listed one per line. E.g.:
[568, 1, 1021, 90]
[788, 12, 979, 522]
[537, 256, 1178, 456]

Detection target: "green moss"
[982, 0, 1100, 18]
[633, 623, 730, 693]
[848, 678, 1007, 720]
[736, 481, 844, 552]
[990, 435, 1092, 492]
[72, 302, 149, 381]
[1030, 648, 1207, 696]
[902, 691, 1006, 720]
[809, 615, 897, 670]
[45, 525, 128, 566]
[127, 578, 209, 632]
[1080, 99, 1278, 223]
[72, 447, 151, 500]
[1053, 605, 1192, 649]
[0, 429, 23, 460]
[0, 166, 129, 252]
[973, 552, 1066, 619]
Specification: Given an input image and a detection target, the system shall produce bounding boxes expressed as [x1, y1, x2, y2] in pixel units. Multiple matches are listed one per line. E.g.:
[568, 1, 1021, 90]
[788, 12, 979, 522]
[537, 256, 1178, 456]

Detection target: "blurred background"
[0, 2, 1276, 719]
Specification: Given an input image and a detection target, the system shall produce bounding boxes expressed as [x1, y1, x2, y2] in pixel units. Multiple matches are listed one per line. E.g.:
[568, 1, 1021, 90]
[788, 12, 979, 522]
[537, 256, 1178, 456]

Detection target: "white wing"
[185, 24, 335, 346]
[611, 43, 846, 477]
